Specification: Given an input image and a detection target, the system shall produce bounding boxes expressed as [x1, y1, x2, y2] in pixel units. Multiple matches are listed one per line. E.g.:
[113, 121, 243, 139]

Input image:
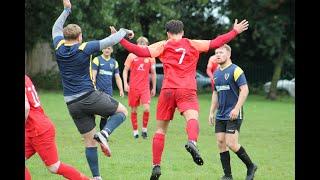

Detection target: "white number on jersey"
[175, 48, 186, 64]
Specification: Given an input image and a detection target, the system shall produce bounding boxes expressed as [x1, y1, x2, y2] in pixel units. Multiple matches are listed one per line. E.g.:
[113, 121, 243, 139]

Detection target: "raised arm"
[52, 0, 72, 40]
[99, 28, 133, 51]
[209, 19, 249, 49]
[120, 39, 152, 57]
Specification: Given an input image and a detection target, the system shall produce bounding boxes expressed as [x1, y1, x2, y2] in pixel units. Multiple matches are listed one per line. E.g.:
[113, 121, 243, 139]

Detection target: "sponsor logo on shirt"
[216, 85, 230, 92]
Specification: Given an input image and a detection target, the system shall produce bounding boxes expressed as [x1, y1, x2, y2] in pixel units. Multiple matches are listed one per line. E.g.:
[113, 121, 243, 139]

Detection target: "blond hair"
[136, 36, 149, 45]
[63, 24, 82, 40]
[222, 44, 231, 53]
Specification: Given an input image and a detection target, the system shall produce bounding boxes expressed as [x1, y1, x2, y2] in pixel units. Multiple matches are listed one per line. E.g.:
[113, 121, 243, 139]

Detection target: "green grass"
[27, 91, 295, 180]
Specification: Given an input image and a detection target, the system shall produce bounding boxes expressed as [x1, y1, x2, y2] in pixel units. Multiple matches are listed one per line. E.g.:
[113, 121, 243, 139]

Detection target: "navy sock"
[103, 112, 126, 135]
[85, 147, 99, 177]
[100, 117, 108, 131]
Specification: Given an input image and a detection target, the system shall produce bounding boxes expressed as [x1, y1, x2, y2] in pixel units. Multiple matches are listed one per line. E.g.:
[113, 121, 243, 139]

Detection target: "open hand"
[110, 26, 117, 34]
[233, 19, 249, 34]
[63, 0, 71, 9]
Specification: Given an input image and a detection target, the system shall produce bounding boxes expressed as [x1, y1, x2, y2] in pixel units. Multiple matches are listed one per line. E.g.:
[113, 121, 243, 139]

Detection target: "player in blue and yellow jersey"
[52, 1, 133, 179]
[91, 46, 124, 130]
[209, 44, 257, 180]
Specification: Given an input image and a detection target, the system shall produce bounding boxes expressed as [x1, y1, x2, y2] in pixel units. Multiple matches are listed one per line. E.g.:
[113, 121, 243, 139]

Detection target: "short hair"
[137, 36, 149, 45]
[165, 20, 184, 34]
[221, 44, 231, 53]
[63, 24, 82, 40]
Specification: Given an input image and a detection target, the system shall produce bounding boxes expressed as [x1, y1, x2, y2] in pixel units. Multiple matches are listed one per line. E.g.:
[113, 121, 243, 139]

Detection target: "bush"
[29, 72, 63, 90]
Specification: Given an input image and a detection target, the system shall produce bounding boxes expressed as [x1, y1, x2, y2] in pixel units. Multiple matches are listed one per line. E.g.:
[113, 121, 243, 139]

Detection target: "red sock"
[142, 111, 149, 128]
[152, 133, 165, 165]
[186, 119, 199, 142]
[131, 112, 138, 130]
[25, 167, 31, 180]
[57, 162, 90, 180]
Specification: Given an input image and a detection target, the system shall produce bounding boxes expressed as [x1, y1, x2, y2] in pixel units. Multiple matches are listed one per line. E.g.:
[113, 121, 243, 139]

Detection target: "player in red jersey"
[122, 36, 156, 139]
[113, 18, 249, 179]
[25, 75, 91, 180]
[206, 55, 219, 90]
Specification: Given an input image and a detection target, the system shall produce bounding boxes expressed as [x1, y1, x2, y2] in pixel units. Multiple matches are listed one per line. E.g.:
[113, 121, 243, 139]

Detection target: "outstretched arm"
[52, 0, 72, 40]
[99, 28, 134, 51]
[120, 39, 152, 57]
[209, 19, 249, 49]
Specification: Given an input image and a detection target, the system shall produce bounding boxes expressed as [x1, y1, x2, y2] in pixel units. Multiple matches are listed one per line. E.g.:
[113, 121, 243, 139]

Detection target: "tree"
[214, 0, 295, 99]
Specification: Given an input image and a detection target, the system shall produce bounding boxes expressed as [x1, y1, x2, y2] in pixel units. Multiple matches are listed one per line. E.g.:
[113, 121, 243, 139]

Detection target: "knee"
[226, 140, 238, 151]
[119, 105, 128, 116]
[217, 139, 226, 149]
[143, 106, 150, 112]
[47, 161, 60, 174]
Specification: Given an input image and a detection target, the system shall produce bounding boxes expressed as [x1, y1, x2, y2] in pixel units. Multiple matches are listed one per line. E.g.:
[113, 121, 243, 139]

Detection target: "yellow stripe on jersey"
[234, 67, 244, 81]
[89, 55, 96, 90]
[92, 57, 99, 66]
[55, 40, 65, 50]
[115, 61, 119, 69]
[78, 42, 88, 50]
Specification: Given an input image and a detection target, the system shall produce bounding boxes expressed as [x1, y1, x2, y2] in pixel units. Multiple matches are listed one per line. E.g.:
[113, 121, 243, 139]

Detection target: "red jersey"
[25, 75, 53, 137]
[125, 53, 155, 90]
[207, 56, 219, 78]
[147, 38, 210, 90]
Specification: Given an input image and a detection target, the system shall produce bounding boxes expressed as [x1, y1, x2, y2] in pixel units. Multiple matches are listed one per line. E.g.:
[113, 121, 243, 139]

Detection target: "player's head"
[165, 20, 184, 37]
[215, 44, 231, 65]
[102, 46, 113, 56]
[137, 36, 149, 47]
[63, 24, 82, 43]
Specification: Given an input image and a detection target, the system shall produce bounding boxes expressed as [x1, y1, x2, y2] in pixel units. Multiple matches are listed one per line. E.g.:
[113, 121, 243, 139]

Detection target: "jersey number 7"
[175, 48, 186, 64]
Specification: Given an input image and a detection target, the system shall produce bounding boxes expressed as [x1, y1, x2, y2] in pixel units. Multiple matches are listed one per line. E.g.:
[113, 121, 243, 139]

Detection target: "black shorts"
[215, 119, 243, 134]
[67, 90, 119, 134]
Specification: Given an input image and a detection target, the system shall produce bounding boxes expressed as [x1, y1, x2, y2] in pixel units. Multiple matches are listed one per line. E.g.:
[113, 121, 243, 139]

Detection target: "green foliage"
[29, 72, 63, 90]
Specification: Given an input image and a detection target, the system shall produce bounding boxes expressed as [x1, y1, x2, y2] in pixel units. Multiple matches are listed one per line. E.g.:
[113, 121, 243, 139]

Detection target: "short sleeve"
[124, 53, 135, 68]
[114, 61, 119, 74]
[189, 40, 210, 53]
[234, 67, 247, 87]
[147, 41, 166, 58]
[79, 40, 100, 55]
[53, 36, 64, 50]
[91, 57, 99, 70]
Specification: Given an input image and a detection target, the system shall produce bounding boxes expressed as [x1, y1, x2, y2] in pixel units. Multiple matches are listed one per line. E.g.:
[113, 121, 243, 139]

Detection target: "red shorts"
[156, 88, 199, 120]
[25, 125, 59, 166]
[128, 88, 151, 107]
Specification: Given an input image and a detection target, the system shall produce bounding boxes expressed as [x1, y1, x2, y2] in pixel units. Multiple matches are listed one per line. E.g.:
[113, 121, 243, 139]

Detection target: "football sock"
[235, 146, 253, 169]
[99, 117, 108, 131]
[142, 111, 149, 129]
[25, 167, 31, 180]
[220, 151, 232, 176]
[56, 162, 90, 180]
[103, 112, 126, 135]
[85, 147, 100, 177]
[131, 112, 138, 130]
[186, 119, 199, 142]
[152, 133, 165, 165]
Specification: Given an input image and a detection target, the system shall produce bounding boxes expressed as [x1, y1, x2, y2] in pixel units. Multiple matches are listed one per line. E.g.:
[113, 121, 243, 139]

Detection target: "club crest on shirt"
[224, 73, 229, 80]
[110, 63, 114, 69]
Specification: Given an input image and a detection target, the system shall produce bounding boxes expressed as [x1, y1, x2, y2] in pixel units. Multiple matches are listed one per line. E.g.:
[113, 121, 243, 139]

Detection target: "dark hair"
[165, 20, 184, 34]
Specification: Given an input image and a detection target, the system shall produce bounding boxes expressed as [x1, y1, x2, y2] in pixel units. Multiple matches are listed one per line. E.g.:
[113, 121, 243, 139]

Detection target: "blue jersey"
[91, 55, 119, 96]
[213, 63, 247, 120]
[53, 36, 100, 96]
